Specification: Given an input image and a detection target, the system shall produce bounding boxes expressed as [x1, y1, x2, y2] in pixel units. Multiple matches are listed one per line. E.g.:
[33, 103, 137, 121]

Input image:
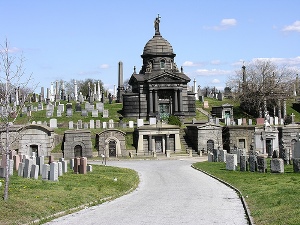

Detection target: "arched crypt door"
[207, 140, 214, 153]
[109, 140, 117, 157]
[74, 145, 83, 157]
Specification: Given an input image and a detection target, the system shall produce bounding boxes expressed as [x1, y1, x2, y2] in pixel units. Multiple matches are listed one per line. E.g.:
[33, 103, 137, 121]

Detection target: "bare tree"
[0, 39, 35, 201]
[227, 60, 298, 117]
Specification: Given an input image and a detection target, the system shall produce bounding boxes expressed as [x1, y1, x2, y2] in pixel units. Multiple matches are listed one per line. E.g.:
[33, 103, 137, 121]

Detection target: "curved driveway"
[45, 158, 248, 225]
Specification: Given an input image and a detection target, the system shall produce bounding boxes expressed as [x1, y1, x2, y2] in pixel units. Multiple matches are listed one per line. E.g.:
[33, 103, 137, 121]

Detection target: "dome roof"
[143, 34, 174, 55]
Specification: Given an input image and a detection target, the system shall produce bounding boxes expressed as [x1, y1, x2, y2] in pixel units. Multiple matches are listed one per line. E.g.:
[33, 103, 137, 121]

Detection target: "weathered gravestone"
[92, 109, 98, 117]
[75, 102, 82, 112]
[249, 155, 257, 172]
[207, 153, 214, 162]
[66, 108, 73, 117]
[24, 158, 33, 178]
[240, 155, 248, 172]
[103, 109, 109, 118]
[77, 120, 83, 129]
[42, 164, 50, 180]
[81, 109, 88, 117]
[293, 158, 300, 172]
[219, 149, 227, 162]
[30, 164, 39, 179]
[96, 120, 101, 128]
[226, 154, 237, 171]
[213, 149, 219, 162]
[18, 162, 25, 177]
[270, 158, 284, 173]
[257, 156, 267, 173]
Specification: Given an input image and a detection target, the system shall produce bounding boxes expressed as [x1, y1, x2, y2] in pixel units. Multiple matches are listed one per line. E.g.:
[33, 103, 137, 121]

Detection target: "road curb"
[191, 165, 255, 225]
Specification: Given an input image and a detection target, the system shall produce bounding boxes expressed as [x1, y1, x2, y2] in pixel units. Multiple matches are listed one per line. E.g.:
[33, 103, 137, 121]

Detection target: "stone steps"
[180, 129, 197, 156]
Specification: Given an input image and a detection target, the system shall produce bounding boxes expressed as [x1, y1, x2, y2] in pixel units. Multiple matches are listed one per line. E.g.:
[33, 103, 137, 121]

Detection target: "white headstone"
[103, 122, 107, 129]
[49, 162, 58, 181]
[274, 117, 279, 125]
[237, 118, 242, 126]
[149, 118, 156, 125]
[92, 109, 98, 117]
[50, 118, 57, 128]
[129, 121, 134, 128]
[90, 120, 95, 129]
[69, 121, 74, 129]
[108, 119, 114, 128]
[137, 119, 144, 127]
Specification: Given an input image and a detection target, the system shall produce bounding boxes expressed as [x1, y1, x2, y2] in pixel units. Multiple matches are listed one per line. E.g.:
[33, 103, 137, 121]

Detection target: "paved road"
[45, 158, 248, 225]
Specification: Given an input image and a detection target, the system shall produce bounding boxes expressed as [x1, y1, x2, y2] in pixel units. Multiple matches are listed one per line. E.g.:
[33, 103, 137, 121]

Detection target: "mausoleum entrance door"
[74, 145, 82, 157]
[155, 136, 163, 153]
[266, 139, 273, 157]
[159, 103, 170, 120]
[30, 145, 38, 157]
[207, 140, 214, 153]
[109, 140, 117, 157]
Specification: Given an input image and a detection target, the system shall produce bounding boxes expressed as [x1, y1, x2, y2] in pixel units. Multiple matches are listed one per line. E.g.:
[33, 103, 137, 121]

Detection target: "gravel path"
[44, 158, 248, 225]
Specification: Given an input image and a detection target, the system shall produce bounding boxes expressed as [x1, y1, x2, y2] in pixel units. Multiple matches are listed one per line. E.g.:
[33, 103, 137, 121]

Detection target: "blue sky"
[1, 0, 300, 94]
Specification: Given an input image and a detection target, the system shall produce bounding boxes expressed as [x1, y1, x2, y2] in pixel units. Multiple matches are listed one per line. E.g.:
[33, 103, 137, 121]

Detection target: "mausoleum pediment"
[147, 72, 188, 83]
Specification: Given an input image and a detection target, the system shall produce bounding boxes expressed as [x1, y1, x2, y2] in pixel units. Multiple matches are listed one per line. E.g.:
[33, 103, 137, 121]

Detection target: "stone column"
[165, 135, 170, 150]
[178, 89, 183, 112]
[148, 135, 152, 152]
[74, 80, 78, 101]
[154, 90, 158, 113]
[118, 61, 123, 89]
[15, 88, 19, 106]
[149, 90, 153, 114]
[55, 81, 59, 102]
[193, 78, 198, 100]
[263, 98, 267, 117]
[278, 99, 282, 122]
[137, 134, 144, 155]
[50, 82, 54, 102]
[174, 89, 178, 112]
[97, 81, 101, 101]
[175, 133, 181, 152]
[41, 87, 44, 102]
[283, 99, 287, 118]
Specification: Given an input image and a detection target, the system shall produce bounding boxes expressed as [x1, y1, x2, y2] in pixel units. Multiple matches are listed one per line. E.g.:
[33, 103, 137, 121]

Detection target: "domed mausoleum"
[122, 16, 196, 120]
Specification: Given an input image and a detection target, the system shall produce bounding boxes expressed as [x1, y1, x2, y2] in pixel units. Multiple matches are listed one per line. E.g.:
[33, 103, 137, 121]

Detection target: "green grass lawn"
[193, 161, 300, 225]
[0, 164, 139, 225]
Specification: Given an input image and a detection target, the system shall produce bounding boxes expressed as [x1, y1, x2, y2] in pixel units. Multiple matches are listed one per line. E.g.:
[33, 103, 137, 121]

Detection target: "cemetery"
[1, 15, 300, 225]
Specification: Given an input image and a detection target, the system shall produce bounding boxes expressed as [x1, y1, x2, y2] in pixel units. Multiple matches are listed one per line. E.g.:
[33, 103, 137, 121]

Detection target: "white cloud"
[100, 64, 109, 69]
[204, 18, 237, 30]
[252, 57, 300, 66]
[212, 78, 220, 84]
[195, 68, 232, 76]
[0, 47, 22, 54]
[221, 19, 237, 27]
[182, 61, 196, 66]
[232, 57, 300, 68]
[282, 21, 300, 32]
